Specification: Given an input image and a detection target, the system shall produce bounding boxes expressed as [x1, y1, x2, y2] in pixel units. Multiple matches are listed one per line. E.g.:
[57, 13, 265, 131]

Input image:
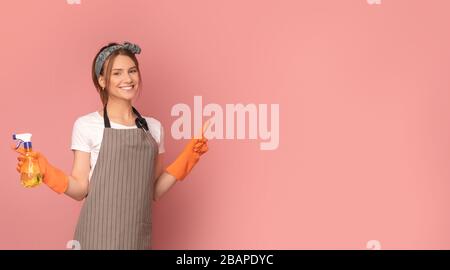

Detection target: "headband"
[95, 41, 141, 78]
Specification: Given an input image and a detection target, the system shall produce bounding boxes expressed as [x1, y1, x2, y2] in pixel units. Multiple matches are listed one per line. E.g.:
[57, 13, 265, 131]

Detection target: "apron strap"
[133, 107, 149, 131]
[103, 104, 149, 131]
[103, 105, 111, 128]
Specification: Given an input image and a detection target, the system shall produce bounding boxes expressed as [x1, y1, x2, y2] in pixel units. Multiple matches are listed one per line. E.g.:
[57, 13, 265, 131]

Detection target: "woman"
[13, 41, 209, 250]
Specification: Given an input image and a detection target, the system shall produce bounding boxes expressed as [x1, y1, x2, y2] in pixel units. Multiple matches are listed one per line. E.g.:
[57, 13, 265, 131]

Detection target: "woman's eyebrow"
[112, 66, 137, 70]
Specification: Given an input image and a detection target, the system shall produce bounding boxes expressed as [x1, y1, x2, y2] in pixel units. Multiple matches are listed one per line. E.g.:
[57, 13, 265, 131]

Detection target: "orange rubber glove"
[165, 121, 210, 181]
[14, 147, 69, 194]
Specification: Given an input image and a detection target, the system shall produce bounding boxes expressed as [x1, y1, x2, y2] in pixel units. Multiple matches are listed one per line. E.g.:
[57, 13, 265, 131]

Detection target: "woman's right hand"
[12, 146, 49, 176]
[11, 145, 68, 194]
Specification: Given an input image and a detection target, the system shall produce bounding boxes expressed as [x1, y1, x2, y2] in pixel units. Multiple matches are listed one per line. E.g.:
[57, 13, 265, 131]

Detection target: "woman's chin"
[111, 92, 137, 101]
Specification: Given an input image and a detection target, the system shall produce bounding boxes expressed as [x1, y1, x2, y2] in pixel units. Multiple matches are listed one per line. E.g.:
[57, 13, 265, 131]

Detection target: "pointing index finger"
[202, 118, 212, 139]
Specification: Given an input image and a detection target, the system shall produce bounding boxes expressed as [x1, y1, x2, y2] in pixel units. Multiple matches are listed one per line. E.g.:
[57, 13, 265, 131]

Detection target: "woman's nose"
[123, 73, 133, 82]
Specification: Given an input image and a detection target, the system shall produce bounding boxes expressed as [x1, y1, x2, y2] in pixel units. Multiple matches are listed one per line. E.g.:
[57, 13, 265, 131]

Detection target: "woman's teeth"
[120, 86, 134, 90]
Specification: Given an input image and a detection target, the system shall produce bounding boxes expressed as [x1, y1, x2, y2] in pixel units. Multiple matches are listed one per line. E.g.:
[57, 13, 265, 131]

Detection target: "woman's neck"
[102, 98, 136, 124]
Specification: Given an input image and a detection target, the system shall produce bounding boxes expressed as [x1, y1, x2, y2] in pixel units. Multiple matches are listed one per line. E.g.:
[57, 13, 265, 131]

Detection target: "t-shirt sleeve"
[146, 117, 165, 154]
[71, 118, 92, 153]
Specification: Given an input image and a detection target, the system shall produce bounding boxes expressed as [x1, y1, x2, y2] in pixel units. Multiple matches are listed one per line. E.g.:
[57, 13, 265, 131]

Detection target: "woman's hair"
[91, 42, 143, 106]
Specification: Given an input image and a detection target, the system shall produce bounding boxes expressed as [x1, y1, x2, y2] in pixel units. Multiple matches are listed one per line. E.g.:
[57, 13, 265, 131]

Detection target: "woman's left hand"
[165, 119, 211, 180]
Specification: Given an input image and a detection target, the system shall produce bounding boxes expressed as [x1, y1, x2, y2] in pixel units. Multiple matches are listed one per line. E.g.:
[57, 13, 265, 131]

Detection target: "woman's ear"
[98, 76, 105, 89]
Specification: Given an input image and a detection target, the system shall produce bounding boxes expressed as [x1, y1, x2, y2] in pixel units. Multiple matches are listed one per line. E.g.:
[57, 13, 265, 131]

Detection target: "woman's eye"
[112, 70, 135, 75]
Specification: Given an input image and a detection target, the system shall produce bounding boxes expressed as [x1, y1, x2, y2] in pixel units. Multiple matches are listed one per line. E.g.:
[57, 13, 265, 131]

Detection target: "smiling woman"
[93, 42, 144, 107]
[13, 41, 210, 250]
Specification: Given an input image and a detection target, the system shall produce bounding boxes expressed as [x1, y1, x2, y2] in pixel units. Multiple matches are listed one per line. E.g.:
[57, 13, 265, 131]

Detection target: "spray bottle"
[12, 133, 43, 188]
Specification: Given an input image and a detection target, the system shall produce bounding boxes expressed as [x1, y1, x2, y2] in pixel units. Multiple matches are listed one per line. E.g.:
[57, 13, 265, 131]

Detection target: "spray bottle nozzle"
[12, 133, 33, 150]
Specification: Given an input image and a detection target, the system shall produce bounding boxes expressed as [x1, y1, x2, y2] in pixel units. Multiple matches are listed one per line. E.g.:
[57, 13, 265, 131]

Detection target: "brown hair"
[91, 42, 143, 106]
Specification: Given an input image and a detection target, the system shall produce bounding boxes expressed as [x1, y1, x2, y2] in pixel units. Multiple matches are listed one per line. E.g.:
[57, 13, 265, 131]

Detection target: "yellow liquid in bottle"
[21, 173, 42, 187]
[20, 152, 42, 188]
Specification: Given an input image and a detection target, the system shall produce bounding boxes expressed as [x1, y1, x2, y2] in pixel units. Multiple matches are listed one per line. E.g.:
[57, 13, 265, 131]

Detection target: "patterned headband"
[95, 42, 141, 78]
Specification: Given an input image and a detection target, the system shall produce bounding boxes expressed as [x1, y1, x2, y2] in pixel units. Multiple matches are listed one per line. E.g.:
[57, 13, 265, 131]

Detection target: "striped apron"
[73, 106, 158, 250]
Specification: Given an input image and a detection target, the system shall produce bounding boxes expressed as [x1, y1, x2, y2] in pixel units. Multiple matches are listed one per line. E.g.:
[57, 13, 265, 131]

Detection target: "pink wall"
[1, 0, 450, 249]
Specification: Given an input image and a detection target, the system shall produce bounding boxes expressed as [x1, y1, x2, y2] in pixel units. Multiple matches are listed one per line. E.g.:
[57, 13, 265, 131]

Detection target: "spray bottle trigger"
[14, 140, 23, 150]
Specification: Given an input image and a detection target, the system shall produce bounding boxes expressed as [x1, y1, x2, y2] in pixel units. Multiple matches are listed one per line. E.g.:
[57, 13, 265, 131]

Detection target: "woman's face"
[101, 54, 140, 102]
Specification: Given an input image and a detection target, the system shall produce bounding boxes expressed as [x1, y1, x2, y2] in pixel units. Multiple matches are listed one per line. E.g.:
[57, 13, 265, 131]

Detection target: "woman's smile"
[118, 85, 135, 91]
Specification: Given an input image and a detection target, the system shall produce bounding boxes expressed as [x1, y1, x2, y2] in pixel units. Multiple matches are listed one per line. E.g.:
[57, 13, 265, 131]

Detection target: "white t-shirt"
[71, 111, 165, 181]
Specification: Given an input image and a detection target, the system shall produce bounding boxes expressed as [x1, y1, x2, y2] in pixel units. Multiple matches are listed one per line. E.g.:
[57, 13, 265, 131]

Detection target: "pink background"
[1, 0, 450, 249]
